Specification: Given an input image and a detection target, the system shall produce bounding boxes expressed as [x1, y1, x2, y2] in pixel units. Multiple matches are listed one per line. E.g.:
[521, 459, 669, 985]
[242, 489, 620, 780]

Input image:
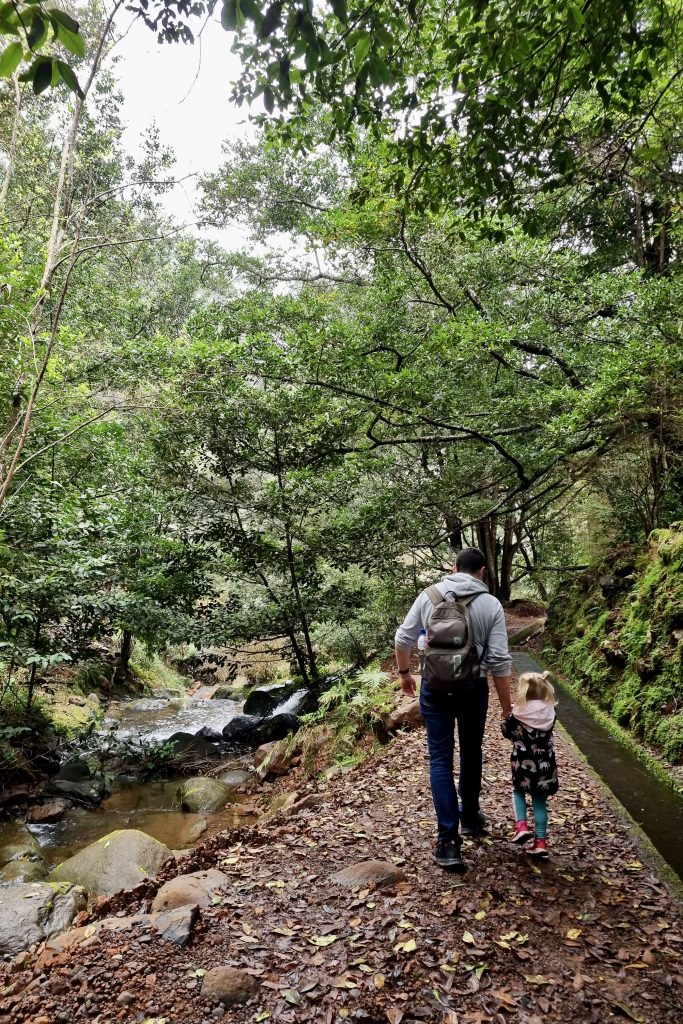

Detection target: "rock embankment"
[546, 524, 683, 764]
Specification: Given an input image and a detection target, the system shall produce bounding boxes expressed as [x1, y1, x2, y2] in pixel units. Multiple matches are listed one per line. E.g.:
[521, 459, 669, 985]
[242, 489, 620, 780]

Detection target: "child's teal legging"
[513, 789, 548, 838]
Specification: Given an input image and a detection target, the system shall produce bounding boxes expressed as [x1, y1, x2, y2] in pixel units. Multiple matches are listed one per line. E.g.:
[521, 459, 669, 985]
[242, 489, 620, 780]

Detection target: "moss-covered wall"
[546, 524, 683, 762]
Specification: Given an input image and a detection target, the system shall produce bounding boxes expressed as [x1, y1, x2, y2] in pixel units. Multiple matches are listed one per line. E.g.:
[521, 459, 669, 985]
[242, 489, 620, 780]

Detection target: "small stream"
[0, 685, 251, 868]
[513, 651, 683, 883]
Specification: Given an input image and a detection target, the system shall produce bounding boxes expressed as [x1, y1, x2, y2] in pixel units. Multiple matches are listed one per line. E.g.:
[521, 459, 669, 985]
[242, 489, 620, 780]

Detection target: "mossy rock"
[50, 829, 171, 895]
[176, 777, 231, 813]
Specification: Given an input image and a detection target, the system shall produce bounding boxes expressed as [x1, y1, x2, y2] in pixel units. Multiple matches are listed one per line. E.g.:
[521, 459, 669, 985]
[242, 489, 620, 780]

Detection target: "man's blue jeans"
[419, 678, 489, 843]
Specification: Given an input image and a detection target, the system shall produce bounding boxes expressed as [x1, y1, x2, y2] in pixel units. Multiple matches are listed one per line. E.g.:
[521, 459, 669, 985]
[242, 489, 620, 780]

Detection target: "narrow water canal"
[513, 652, 683, 883]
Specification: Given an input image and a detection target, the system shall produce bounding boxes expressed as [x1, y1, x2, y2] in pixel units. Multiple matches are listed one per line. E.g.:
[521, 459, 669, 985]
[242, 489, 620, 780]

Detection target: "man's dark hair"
[455, 547, 487, 574]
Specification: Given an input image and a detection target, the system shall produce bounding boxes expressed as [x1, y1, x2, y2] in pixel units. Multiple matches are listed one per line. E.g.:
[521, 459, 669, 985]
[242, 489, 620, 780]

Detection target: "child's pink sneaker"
[512, 821, 532, 844]
[527, 838, 549, 859]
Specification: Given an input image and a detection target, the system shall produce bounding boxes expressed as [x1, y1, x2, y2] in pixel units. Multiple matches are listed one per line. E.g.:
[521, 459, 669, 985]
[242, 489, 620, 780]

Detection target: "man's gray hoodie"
[394, 573, 512, 678]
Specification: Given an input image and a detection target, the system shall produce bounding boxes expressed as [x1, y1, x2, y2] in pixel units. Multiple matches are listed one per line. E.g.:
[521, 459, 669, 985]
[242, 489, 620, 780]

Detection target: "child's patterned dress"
[501, 714, 559, 795]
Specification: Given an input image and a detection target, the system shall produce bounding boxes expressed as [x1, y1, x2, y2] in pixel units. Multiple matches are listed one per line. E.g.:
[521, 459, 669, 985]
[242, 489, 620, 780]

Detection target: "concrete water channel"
[512, 651, 683, 884]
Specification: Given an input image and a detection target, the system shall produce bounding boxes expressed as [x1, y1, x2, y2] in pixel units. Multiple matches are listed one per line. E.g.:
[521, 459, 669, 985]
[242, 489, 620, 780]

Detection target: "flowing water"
[103, 688, 243, 742]
[512, 651, 683, 882]
[0, 685, 251, 867]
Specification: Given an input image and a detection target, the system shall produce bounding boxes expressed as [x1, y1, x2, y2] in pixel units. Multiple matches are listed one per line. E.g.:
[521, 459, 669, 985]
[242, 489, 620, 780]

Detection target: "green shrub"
[297, 666, 397, 770]
[655, 713, 683, 764]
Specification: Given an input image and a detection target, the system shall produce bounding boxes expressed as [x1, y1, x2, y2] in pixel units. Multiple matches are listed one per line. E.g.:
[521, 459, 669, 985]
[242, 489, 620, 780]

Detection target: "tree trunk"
[446, 514, 463, 551]
[25, 618, 42, 716]
[286, 628, 310, 686]
[476, 516, 500, 596]
[0, 75, 22, 210]
[274, 430, 318, 681]
[498, 516, 516, 602]
[114, 629, 133, 683]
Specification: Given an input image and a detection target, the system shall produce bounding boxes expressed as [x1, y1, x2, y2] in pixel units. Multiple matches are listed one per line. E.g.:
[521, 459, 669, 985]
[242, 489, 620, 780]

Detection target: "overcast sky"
[114, 12, 255, 246]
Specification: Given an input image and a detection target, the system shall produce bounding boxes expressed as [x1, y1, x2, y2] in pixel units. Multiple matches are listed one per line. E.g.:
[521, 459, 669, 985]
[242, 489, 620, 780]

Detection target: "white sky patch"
[115, 12, 255, 248]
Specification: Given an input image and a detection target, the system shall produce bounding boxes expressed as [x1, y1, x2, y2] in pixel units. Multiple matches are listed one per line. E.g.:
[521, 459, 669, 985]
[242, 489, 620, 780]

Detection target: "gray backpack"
[423, 587, 484, 692]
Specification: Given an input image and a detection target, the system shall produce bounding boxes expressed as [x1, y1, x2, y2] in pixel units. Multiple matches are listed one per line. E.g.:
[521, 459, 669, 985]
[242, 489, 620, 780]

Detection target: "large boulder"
[250, 712, 300, 746]
[151, 868, 229, 912]
[218, 768, 252, 787]
[222, 715, 261, 744]
[0, 829, 43, 865]
[0, 856, 48, 884]
[0, 881, 86, 955]
[166, 731, 220, 760]
[243, 680, 303, 718]
[177, 777, 231, 813]
[254, 740, 301, 776]
[49, 776, 107, 805]
[271, 687, 318, 717]
[195, 725, 222, 743]
[211, 686, 236, 700]
[38, 905, 199, 966]
[384, 697, 423, 732]
[0, 784, 31, 811]
[54, 759, 91, 782]
[50, 829, 172, 896]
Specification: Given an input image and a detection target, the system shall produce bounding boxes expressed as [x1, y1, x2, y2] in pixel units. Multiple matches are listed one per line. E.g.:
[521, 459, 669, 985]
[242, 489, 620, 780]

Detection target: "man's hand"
[400, 672, 417, 698]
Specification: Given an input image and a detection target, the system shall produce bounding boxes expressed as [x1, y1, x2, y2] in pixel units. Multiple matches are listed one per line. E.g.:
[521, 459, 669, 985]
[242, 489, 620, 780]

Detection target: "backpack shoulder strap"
[458, 592, 483, 607]
[425, 585, 444, 606]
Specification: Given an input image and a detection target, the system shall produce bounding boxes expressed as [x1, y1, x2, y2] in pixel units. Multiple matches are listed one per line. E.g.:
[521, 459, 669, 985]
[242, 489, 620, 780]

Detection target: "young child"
[501, 670, 559, 859]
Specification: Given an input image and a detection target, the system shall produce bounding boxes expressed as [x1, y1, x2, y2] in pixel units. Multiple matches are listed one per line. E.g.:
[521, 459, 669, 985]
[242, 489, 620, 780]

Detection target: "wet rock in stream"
[242, 679, 305, 717]
[221, 715, 260, 743]
[217, 768, 252, 787]
[177, 778, 231, 813]
[166, 732, 220, 760]
[250, 711, 301, 746]
[47, 760, 108, 807]
[195, 725, 222, 743]
[26, 797, 71, 824]
[0, 828, 49, 883]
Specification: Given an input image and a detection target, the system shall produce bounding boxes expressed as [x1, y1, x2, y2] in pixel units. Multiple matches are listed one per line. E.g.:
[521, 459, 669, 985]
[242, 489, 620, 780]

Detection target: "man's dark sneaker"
[432, 839, 466, 873]
[460, 811, 487, 837]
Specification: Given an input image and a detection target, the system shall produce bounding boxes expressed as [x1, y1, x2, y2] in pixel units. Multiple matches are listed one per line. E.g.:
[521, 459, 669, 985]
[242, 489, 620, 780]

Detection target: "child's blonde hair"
[516, 671, 557, 706]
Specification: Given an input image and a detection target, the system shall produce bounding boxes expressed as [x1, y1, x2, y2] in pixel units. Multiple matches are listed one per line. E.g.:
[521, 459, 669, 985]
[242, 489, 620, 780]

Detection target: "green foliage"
[656, 713, 683, 764]
[129, 650, 191, 697]
[298, 666, 396, 768]
[91, 733, 181, 779]
[547, 525, 683, 762]
[0, 2, 85, 96]
[134, 1, 674, 220]
[7, 0, 683, 784]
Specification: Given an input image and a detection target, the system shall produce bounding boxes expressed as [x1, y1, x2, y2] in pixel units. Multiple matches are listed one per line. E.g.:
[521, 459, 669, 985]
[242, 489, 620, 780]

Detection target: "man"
[394, 547, 512, 872]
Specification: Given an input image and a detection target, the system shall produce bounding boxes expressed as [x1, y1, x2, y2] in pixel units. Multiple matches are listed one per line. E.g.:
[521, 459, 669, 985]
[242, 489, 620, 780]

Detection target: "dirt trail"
[4, 677, 683, 1024]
